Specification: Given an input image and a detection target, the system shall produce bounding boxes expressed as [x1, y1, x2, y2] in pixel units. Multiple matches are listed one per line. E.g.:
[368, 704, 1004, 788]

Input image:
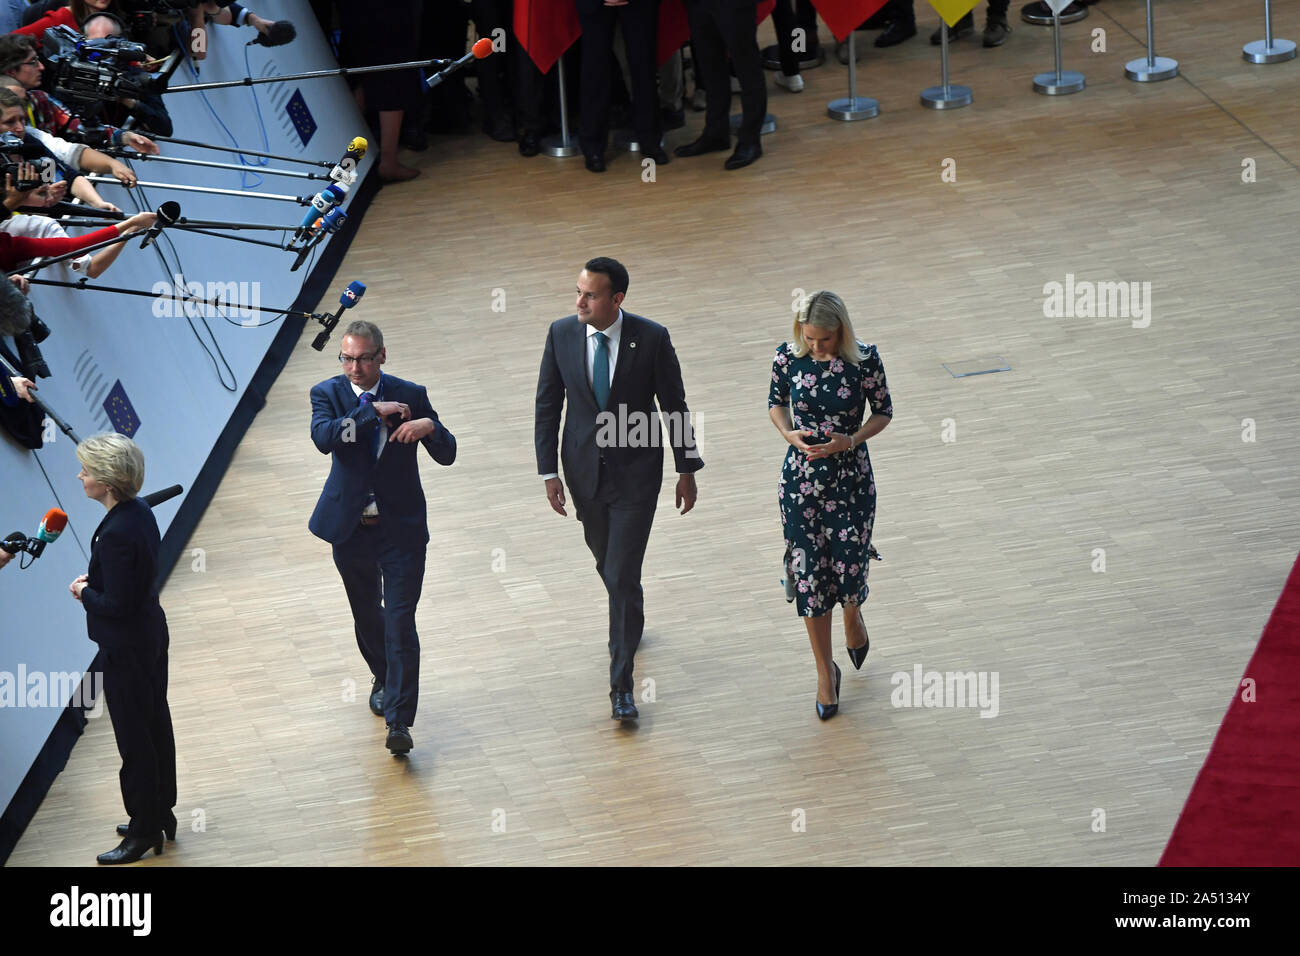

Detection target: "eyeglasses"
[19, 58, 40, 67]
[338, 351, 380, 365]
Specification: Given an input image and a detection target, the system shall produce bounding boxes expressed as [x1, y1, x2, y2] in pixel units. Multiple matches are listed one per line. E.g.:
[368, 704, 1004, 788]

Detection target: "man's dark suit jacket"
[308, 372, 456, 549]
[535, 312, 703, 502]
[81, 497, 168, 657]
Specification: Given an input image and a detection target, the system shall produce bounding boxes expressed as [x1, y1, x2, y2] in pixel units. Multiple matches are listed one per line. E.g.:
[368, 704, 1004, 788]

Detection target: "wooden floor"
[12, 1, 1300, 866]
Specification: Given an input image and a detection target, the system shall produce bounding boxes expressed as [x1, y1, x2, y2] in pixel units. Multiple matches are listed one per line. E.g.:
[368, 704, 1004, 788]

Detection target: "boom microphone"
[249, 20, 296, 47]
[141, 484, 182, 508]
[139, 201, 180, 250]
[295, 182, 346, 241]
[426, 37, 493, 91]
[311, 280, 366, 352]
[328, 137, 367, 185]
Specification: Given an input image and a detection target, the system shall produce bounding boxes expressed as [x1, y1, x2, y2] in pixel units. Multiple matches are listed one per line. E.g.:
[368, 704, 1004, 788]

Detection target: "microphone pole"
[139, 136, 334, 168]
[165, 56, 464, 94]
[0, 349, 81, 443]
[82, 177, 315, 205]
[22, 277, 327, 326]
[97, 149, 334, 182]
[427, 38, 496, 90]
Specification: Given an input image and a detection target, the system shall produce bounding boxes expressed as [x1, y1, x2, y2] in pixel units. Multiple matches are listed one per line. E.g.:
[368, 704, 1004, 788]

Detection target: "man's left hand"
[675, 473, 697, 515]
[121, 132, 159, 155]
[69, 574, 88, 601]
[390, 418, 435, 443]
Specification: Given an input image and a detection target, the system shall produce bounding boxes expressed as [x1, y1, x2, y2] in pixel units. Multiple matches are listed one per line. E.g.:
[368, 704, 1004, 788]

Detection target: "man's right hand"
[0, 547, 13, 570]
[371, 401, 410, 421]
[545, 477, 567, 517]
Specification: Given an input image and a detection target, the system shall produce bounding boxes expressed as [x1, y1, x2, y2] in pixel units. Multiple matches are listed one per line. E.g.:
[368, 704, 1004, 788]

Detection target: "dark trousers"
[685, 0, 767, 146]
[771, 0, 820, 75]
[575, 0, 662, 158]
[332, 523, 425, 727]
[574, 474, 658, 696]
[102, 638, 177, 840]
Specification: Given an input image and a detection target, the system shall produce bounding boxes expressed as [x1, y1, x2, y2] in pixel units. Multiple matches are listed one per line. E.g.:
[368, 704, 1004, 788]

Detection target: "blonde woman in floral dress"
[768, 292, 893, 719]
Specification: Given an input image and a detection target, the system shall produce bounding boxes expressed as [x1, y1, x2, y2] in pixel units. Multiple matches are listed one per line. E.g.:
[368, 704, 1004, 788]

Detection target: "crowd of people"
[310, 0, 1106, 178]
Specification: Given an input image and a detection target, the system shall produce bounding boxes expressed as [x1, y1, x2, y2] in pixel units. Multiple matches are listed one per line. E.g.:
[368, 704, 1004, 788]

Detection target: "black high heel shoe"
[847, 607, 870, 670]
[816, 662, 842, 720]
[97, 833, 163, 864]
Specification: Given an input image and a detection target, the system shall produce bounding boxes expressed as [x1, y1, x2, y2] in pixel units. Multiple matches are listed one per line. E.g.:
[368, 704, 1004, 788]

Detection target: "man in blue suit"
[309, 320, 455, 755]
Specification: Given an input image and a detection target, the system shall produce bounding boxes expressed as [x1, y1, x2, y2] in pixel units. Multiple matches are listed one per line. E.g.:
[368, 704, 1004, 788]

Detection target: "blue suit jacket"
[308, 372, 456, 549]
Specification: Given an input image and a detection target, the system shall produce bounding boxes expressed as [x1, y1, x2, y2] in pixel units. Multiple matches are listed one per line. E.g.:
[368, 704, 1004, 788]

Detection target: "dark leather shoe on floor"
[385, 723, 413, 754]
[611, 691, 639, 721]
[984, 19, 1012, 46]
[644, 146, 670, 166]
[518, 132, 540, 157]
[931, 13, 975, 44]
[369, 680, 385, 716]
[724, 142, 761, 170]
[584, 153, 607, 173]
[876, 20, 917, 47]
[97, 834, 163, 864]
[673, 134, 730, 158]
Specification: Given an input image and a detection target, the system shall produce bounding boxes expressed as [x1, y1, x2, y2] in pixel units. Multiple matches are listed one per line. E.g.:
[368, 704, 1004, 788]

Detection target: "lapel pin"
[629, 341, 636, 349]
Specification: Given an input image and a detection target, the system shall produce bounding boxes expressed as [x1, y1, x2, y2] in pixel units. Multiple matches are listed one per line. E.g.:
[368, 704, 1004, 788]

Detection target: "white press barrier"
[0, 0, 373, 819]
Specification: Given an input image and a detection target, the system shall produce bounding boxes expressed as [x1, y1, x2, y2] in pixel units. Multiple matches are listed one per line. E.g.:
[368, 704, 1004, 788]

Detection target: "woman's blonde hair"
[76, 433, 145, 501]
[791, 291, 864, 365]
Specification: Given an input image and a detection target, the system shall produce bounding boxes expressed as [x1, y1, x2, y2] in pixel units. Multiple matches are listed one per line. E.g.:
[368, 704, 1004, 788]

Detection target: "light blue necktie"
[593, 331, 610, 410]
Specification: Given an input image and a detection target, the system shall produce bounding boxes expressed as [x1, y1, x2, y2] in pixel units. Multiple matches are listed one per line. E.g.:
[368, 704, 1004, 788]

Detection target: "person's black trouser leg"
[715, 1, 766, 147]
[332, 524, 387, 685]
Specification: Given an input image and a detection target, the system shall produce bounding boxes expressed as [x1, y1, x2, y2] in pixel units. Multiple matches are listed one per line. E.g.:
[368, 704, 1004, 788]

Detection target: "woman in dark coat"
[69, 433, 177, 864]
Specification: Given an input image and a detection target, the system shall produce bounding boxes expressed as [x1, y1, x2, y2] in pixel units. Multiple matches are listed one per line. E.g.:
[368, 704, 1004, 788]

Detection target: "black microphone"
[311, 281, 366, 352]
[141, 484, 182, 508]
[249, 20, 296, 47]
[427, 37, 494, 90]
[139, 201, 180, 250]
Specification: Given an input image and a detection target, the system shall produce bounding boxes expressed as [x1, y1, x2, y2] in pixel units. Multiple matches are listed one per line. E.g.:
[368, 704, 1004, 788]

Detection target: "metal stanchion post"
[921, 22, 972, 109]
[1243, 0, 1296, 64]
[1125, 0, 1178, 82]
[1034, 7, 1085, 94]
[828, 33, 879, 120]
[542, 58, 580, 158]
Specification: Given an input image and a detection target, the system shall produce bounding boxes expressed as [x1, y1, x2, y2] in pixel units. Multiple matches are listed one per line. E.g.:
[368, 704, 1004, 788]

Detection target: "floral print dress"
[769, 341, 893, 617]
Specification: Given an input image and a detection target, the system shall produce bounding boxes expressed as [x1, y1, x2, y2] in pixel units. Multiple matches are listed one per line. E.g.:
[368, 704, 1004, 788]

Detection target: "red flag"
[659, 0, 779, 65]
[812, 0, 890, 42]
[514, 0, 581, 74]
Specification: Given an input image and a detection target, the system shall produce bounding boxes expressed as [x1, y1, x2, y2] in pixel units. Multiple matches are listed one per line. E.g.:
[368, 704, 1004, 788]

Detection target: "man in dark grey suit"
[534, 257, 703, 722]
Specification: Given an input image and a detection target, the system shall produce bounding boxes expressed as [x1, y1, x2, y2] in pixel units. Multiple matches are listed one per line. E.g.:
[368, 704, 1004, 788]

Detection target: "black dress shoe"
[369, 680, 385, 716]
[584, 153, 607, 173]
[644, 146, 670, 166]
[385, 722, 413, 754]
[724, 142, 761, 170]
[97, 834, 163, 864]
[611, 691, 639, 721]
[673, 135, 730, 158]
[875, 20, 917, 47]
[816, 662, 842, 721]
[518, 132, 541, 157]
[847, 607, 870, 670]
[117, 816, 176, 840]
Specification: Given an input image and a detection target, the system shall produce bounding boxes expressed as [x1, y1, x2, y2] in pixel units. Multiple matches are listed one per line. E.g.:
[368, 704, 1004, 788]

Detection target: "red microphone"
[428, 38, 495, 90]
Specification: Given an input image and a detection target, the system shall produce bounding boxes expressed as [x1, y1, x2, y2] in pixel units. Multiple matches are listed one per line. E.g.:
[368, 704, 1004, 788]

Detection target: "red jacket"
[0, 224, 119, 270]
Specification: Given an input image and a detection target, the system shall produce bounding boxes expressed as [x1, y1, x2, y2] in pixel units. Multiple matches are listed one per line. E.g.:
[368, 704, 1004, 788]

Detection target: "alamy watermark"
[891, 664, 999, 718]
[151, 275, 261, 325]
[595, 404, 703, 459]
[1042, 273, 1152, 328]
[0, 666, 103, 715]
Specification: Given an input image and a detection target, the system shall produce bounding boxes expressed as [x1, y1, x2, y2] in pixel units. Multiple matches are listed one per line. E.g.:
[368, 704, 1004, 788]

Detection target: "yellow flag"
[928, 0, 980, 28]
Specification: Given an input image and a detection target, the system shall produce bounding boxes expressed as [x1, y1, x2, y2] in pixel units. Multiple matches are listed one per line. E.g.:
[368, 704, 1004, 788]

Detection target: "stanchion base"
[540, 134, 579, 158]
[1125, 56, 1178, 82]
[827, 97, 879, 121]
[730, 112, 778, 135]
[1243, 38, 1297, 64]
[920, 85, 972, 109]
[1033, 70, 1085, 95]
[1022, 5, 1087, 26]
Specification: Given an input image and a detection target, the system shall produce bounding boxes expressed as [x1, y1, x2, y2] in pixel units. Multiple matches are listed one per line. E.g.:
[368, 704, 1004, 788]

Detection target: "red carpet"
[1161, 552, 1300, 866]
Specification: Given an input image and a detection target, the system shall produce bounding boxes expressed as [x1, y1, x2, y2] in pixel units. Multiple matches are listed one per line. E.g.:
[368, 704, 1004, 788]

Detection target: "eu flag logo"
[286, 89, 317, 147]
[103, 380, 140, 438]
